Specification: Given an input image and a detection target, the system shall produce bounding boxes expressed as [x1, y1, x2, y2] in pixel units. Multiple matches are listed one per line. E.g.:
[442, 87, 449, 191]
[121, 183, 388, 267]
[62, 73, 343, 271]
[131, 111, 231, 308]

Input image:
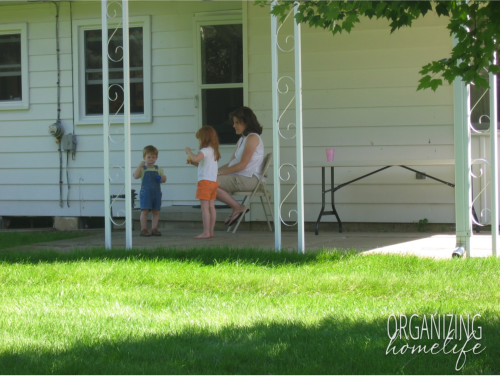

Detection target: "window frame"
[0, 22, 29, 111]
[193, 9, 248, 146]
[72, 16, 151, 125]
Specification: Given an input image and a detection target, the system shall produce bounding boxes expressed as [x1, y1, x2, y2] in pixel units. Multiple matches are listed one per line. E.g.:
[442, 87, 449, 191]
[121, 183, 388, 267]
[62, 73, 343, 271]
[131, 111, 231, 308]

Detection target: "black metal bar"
[331, 167, 343, 232]
[315, 166, 345, 234]
[471, 184, 480, 233]
[324, 166, 393, 193]
[399, 166, 455, 188]
[314, 163, 459, 236]
[315, 167, 327, 235]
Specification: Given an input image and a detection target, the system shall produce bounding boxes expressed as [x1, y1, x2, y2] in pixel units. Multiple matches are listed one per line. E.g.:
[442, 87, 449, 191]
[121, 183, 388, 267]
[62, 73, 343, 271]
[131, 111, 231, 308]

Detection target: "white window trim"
[72, 16, 151, 125]
[192, 8, 248, 146]
[0, 22, 29, 111]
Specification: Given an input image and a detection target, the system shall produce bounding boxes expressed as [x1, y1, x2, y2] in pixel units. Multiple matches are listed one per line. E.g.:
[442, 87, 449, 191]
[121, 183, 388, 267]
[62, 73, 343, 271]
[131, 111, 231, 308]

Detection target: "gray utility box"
[62, 133, 77, 152]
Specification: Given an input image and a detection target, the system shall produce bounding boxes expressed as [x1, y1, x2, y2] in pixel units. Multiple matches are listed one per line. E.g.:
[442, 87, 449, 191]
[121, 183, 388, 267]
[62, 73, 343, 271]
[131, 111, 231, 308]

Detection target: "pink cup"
[326, 148, 335, 161]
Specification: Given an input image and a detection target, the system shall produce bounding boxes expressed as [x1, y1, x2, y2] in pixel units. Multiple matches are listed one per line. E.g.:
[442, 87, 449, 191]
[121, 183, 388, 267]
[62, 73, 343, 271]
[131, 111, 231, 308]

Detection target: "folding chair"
[227, 152, 274, 233]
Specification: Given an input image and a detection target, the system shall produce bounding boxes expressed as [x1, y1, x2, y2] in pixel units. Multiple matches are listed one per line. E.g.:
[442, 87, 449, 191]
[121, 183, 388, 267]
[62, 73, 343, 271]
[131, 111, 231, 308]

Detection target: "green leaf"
[430, 79, 443, 92]
[256, 0, 499, 93]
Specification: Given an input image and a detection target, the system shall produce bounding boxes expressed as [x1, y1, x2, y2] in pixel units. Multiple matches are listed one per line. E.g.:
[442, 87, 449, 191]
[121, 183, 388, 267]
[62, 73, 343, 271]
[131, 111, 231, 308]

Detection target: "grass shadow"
[0, 246, 360, 267]
[0, 313, 498, 374]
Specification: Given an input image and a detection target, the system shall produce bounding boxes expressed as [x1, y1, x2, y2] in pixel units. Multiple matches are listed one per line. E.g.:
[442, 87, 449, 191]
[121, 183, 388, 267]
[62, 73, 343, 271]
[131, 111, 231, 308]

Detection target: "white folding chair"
[227, 152, 274, 233]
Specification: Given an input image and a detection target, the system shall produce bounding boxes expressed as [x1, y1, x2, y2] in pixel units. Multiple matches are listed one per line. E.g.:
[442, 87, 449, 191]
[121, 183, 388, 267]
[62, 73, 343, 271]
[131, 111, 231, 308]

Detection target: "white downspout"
[453, 34, 472, 257]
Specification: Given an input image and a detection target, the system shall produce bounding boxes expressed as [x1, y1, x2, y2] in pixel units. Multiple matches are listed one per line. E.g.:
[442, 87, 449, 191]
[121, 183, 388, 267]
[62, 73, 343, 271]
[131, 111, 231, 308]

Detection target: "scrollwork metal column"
[122, 0, 132, 249]
[293, 3, 305, 252]
[102, 0, 111, 248]
[270, 1, 305, 253]
[465, 51, 498, 258]
[271, 1, 281, 251]
[101, 0, 132, 249]
[489, 51, 498, 256]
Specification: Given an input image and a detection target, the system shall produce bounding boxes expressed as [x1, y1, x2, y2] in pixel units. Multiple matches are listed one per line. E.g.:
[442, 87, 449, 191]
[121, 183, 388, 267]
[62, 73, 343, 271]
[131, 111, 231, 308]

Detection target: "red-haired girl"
[185, 126, 221, 239]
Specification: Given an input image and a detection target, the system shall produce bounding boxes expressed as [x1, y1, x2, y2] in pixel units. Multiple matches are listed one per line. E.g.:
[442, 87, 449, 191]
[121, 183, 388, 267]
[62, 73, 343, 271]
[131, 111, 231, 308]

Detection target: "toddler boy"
[133, 145, 167, 236]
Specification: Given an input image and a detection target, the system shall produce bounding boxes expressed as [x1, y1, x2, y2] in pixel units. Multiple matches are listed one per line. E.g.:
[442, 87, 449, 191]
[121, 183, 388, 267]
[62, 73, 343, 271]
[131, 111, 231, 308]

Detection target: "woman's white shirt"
[198, 147, 218, 182]
[228, 133, 264, 179]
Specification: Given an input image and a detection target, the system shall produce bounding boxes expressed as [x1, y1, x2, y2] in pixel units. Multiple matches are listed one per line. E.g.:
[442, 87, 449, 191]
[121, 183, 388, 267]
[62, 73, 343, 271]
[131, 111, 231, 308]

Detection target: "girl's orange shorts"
[196, 180, 218, 200]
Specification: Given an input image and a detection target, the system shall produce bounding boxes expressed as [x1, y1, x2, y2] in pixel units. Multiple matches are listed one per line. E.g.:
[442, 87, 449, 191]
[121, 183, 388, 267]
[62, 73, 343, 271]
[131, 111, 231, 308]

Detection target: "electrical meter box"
[62, 133, 77, 152]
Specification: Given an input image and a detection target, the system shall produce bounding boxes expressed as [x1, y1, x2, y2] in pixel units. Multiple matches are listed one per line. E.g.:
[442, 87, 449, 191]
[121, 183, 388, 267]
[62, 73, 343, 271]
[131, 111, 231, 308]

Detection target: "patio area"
[4, 224, 496, 259]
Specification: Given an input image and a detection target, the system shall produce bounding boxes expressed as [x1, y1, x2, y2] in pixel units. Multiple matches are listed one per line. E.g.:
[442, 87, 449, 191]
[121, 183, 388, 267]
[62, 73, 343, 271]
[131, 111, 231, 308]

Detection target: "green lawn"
[0, 231, 92, 251]
[0, 247, 499, 374]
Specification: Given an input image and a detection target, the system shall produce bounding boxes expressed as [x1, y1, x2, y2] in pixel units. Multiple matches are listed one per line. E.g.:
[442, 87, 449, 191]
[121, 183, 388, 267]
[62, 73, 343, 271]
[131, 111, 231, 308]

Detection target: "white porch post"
[490, 51, 499, 256]
[270, 2, 305, 252]
[270, 1, 281, 251]
[293, 3, 305, 253]
[101, 0, 133, 250]
[101, 0, 111, 249]
[453, 35, 472, 257]
[122, 0, 132, 249]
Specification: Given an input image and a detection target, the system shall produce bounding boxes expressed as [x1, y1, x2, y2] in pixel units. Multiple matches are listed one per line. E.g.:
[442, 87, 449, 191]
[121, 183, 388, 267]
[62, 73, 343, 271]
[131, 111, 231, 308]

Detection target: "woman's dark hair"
[229, 106, 263, 136]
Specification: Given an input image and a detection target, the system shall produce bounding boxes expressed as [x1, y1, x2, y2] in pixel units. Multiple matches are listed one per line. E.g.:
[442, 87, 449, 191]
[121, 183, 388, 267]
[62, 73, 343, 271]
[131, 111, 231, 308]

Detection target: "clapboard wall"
[0, 1, 465, 224]
[247, 4, 457, 224]
[0, 1, 243, 219]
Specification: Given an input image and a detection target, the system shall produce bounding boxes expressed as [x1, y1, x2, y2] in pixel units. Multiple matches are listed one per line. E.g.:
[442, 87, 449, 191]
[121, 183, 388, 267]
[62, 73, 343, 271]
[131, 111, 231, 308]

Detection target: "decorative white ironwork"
[456, 50, 499, 257]
[469, 69, 497, 233]
[277, 76, 296, 140]
[271, 1, 305, 252]
[102, 0, 132, 249]
[279, 163, 298, 226]
[275, 8, 297, 228]
[276, 10, 294, 52]
[471, 158, 491, 226]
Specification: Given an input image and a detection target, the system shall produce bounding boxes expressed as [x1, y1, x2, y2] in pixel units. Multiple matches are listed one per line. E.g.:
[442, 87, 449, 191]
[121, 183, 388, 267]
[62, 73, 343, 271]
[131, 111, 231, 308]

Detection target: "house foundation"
[53, 217, 79, 231]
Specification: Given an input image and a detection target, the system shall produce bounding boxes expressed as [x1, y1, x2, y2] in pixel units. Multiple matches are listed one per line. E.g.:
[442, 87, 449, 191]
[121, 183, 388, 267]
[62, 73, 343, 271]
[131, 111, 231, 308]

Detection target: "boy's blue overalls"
[140, 165, 162, 211]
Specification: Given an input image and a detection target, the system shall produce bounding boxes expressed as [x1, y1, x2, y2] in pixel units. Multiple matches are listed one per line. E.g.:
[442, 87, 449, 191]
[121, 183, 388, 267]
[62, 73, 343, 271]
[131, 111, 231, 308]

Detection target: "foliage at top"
[255, 1, 500, 91]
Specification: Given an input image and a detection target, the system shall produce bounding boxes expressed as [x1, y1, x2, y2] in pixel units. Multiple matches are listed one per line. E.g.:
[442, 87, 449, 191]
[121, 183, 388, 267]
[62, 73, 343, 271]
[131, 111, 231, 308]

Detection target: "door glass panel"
[202, 88, 243, 144]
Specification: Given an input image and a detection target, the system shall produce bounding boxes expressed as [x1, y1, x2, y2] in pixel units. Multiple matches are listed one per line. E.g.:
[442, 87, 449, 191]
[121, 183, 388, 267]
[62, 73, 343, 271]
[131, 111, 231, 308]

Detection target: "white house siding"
[0, 1, 242, 219]
[0, 1, 463, 225]
[247, 4, 457, 224]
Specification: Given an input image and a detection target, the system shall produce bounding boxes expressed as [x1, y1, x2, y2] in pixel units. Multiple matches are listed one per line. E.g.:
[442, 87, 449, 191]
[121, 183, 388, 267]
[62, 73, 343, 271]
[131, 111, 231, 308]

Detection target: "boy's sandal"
[224, 214, 234, 224]
[151, 229, 162, 236]
[140, 229, 151, 237]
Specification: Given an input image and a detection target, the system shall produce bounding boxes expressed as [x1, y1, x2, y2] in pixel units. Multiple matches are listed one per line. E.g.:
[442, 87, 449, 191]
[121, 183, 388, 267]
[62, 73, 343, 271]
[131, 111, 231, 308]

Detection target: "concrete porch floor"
[4, 225, 497, 259]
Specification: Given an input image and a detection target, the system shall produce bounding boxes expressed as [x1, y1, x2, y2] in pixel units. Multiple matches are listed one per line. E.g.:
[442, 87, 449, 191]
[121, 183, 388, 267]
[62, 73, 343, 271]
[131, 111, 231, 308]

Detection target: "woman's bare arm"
[218, 134, 259, 175]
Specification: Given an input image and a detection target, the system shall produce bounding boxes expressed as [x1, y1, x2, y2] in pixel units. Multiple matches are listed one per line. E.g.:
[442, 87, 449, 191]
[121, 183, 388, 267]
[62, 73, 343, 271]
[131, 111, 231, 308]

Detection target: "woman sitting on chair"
[216, 106, 265, 226]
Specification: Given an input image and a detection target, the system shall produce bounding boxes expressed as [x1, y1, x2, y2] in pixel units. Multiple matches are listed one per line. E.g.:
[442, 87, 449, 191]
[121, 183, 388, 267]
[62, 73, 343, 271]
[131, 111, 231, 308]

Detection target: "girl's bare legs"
[151, 209, 160, 230]
[195, 200, 212, 239]
[216, 187, 245, 217]
[140, 209, 150, 231]
[209, 199, 216, 237]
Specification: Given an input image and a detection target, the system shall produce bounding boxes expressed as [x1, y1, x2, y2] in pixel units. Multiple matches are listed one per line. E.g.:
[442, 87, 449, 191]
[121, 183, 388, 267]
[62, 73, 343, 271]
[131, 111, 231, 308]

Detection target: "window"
[72, 16, 151, 124]
[0, 23, 29, 110]
[84, 27, 144, 115]
[195, 12, 247, 145]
